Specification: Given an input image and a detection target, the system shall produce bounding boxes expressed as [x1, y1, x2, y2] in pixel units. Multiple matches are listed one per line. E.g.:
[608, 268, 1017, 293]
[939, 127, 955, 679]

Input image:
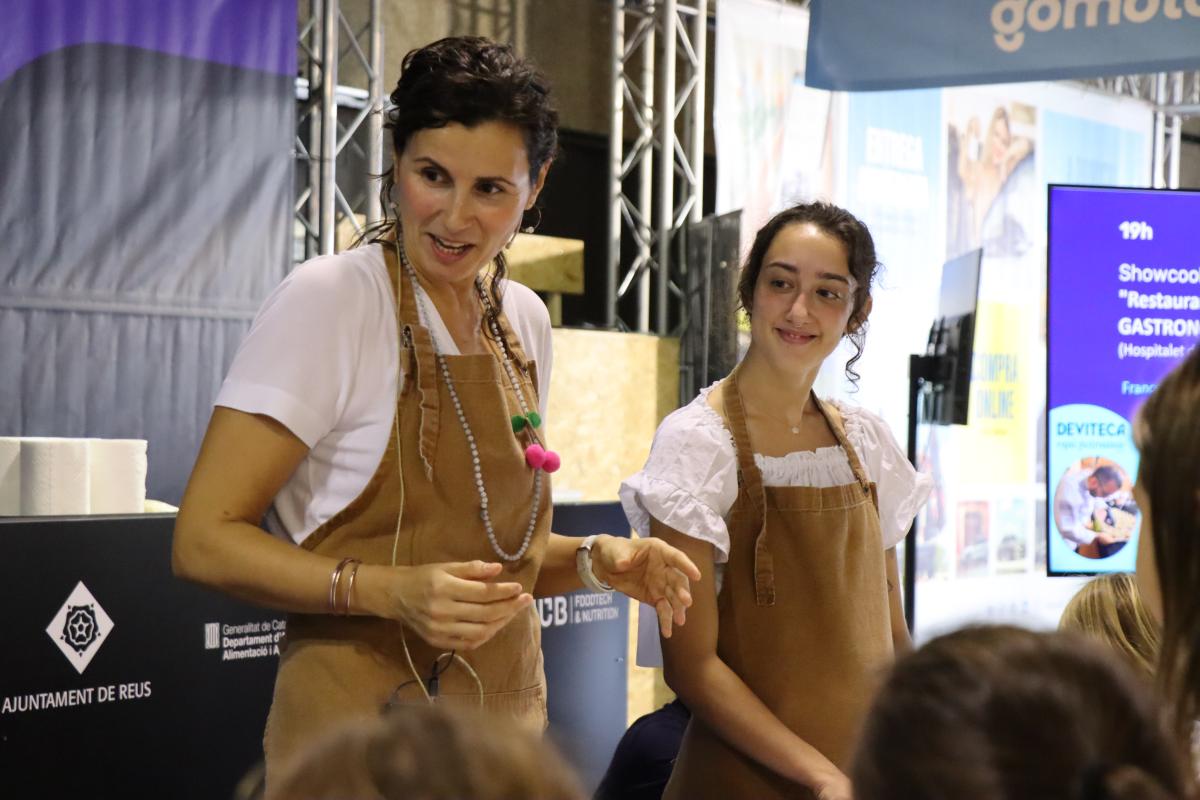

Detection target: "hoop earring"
[522, 206, 542, 235]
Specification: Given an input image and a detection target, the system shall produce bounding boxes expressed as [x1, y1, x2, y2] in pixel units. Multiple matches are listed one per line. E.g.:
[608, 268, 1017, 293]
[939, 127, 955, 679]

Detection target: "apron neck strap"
[724, 368, 776, 605]
[811, 397, 872, 497]
[722, 367, 766, 505]
[382, 239, 422, 330]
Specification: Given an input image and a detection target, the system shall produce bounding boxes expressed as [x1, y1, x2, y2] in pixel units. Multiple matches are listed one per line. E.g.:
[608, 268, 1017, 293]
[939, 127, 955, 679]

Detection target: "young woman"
[620, 202, 930, 799]
[172, 36, 699, 786]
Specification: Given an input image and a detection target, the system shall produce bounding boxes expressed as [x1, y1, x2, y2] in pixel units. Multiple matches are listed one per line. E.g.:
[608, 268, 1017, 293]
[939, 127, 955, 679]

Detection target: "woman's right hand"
[365, 560, 533, 651]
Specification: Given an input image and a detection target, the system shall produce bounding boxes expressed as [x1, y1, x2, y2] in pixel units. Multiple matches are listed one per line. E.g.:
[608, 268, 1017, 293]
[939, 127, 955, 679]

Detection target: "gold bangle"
[341, 561, 362, 616]
[329, 557, 355, 614]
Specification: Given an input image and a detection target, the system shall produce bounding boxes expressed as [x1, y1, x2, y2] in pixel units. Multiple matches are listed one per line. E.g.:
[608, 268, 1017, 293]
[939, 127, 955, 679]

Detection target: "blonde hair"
[1060, 572, 1160, 679]
[269, 705, 585, 800]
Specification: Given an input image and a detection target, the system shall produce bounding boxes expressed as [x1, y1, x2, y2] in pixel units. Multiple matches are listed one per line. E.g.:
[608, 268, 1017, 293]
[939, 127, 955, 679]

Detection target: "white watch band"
[576, 534, 614, 593]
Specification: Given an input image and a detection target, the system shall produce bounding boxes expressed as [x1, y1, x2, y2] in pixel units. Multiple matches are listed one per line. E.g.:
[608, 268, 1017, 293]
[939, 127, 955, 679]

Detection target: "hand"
[592, 535, 702, 638]
[379, 560, 532, 651]
[812, 770, 853, 800]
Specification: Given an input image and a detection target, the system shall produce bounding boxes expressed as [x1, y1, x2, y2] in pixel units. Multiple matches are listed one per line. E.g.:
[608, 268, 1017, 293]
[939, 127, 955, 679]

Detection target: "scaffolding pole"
[607, 0, 708, 333]
[1087, 70, 1199, 190]
[295, 0, 384, 261]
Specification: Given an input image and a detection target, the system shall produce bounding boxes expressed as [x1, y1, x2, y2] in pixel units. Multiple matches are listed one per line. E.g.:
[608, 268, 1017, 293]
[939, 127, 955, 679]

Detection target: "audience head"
[852, 625, 1188, 800]
[270, 704, 585, 800]
[1060, 572, 1160, 679]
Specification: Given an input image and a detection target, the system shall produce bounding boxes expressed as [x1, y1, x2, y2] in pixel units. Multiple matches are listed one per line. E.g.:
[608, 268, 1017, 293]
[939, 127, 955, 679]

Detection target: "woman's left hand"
[592, 535, 702, 638]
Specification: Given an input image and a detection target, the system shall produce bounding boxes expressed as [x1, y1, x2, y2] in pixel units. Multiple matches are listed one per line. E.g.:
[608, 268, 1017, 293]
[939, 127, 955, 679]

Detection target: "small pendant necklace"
[745, 402, 805, 435]
[393, 235, 557, 562]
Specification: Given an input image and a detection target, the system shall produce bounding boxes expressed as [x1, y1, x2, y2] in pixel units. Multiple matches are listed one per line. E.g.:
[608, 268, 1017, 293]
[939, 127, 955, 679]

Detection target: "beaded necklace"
[392, 235, 556, 563]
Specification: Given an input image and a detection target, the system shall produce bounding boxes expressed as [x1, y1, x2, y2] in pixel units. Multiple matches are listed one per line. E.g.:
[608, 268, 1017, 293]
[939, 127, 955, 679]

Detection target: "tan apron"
[663, 369, 894, 800]
[262, 244, 552, 784]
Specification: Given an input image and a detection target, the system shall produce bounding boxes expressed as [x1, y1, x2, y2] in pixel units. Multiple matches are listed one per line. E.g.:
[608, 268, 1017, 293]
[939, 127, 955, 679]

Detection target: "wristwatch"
[575, 534, 614, 593]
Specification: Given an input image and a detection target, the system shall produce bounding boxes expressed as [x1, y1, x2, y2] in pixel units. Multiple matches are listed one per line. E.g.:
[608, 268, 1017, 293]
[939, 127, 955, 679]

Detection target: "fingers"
[437, 561, 524, 602]
[440, 560, 504, 580]
[662, 544, 702, 582]
[443, 592, 534, 624]
[665, 580, 692, 626]
[655, 598, 674, 639]
[415, 594, 534, 650]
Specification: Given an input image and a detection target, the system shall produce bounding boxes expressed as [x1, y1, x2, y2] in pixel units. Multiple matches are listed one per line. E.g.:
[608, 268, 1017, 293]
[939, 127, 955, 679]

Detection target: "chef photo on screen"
[1053, 457, 1139, 560]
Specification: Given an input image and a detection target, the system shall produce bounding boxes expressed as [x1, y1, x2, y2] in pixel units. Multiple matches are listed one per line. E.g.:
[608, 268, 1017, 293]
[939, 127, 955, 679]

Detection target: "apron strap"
[384, 241, 440, 480]
[722, 368, 775, 607]
[813, 396, 876, 508]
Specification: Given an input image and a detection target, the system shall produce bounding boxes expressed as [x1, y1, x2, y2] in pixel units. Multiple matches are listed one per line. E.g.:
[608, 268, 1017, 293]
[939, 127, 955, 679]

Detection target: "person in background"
[594, 698, 691, 800]
[852, 625, 1190, 800]
[620, 202, 931, 800]
[1055, 463, 1125, 556]
[268, 704, 585, 800]
[173, 35, 699, 790]
[1134, 345, 1200, 752]
[1060, 571, 1160, 680]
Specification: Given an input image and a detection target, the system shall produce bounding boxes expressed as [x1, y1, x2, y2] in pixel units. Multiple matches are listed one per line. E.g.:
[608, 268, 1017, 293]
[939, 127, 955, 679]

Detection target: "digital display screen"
[1047, 185, 1200, 576]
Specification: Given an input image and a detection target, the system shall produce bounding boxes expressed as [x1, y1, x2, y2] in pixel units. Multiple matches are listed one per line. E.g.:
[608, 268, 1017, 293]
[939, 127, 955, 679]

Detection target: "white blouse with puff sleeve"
[620, 384, 932, 561]
[620, 383, 933, 666]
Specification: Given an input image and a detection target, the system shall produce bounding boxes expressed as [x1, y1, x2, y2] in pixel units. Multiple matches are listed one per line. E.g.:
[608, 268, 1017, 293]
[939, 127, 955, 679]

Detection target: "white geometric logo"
[204, 623, 220, 650]
[45, 582, 114, 674]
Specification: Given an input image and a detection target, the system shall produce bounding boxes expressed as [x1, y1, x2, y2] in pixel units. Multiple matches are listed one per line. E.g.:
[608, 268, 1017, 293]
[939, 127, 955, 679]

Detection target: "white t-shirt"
[620, 383, 932, 667]
[215, 243, 553, 545]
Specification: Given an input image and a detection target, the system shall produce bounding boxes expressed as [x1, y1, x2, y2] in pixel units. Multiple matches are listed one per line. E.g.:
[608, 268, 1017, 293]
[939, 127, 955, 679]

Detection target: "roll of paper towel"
[0, 437, 20, 515]
[20, 438, 91, 515]
[88, 438, 148, 514]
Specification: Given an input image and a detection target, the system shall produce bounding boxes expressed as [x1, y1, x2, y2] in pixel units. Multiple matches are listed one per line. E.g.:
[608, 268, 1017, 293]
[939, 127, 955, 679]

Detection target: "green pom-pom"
[526, 411, 542, 429]
[511, 415, 527, 433]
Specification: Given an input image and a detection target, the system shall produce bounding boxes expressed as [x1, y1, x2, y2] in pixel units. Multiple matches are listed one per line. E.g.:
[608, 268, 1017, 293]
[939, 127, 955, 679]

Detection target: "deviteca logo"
[45, 582, 114, 674]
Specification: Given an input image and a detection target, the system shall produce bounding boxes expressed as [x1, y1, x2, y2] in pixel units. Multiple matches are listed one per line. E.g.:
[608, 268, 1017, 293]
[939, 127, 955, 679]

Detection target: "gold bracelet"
[329, 557, 355, 614]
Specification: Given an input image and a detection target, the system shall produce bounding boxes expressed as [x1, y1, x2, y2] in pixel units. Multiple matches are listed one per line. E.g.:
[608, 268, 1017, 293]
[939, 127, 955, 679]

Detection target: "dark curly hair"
[367, 36, 559, 335]
[737, 201, 880, 387]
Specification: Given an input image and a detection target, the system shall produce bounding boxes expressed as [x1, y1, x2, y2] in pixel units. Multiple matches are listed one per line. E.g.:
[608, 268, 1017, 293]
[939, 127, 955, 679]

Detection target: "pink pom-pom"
[542, 450, 561, 473]
[524, 444, 546, 469]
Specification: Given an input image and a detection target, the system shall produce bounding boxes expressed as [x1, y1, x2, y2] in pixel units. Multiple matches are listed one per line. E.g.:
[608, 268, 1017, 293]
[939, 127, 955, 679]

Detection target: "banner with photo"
[832, 89, 944, 437]
[714, 0, 835, 256]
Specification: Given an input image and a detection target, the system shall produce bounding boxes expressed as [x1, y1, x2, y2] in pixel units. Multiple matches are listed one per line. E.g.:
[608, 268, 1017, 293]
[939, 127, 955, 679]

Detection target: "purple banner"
[2, 0, 295, 84]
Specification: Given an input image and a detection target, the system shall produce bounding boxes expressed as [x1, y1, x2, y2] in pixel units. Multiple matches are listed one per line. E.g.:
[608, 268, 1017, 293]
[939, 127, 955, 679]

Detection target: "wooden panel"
[546, 329, 678, 503]
[505, 233, 585, 295]
[545, 328, 681, 725]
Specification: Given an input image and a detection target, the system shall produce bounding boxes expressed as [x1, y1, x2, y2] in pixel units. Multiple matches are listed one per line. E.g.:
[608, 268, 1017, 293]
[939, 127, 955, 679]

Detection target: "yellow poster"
[960, 300, 1031, 483]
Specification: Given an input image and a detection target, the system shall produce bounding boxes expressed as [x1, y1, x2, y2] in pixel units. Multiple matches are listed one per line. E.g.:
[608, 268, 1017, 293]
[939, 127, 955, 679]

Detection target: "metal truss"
[449, 0, 521, 46]
[1083, 70, 1200, 189]
[295, 0, 384, 261]
[607, 0, 708, 334]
